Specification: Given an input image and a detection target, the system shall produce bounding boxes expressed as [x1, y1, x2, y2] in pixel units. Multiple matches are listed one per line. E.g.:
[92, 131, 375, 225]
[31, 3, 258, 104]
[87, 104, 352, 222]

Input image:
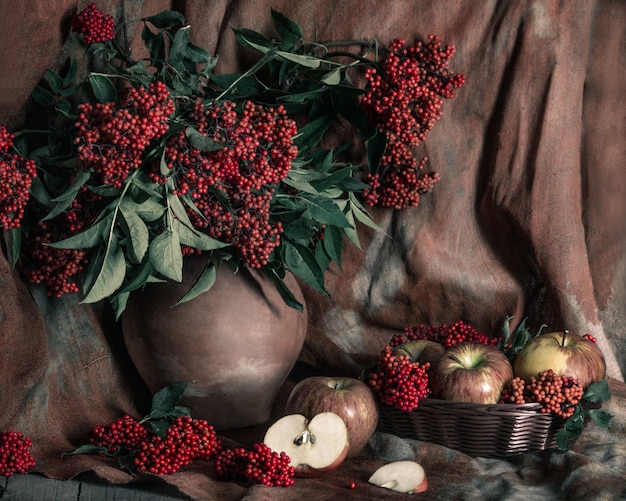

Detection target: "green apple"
[513, 330, 606, 388]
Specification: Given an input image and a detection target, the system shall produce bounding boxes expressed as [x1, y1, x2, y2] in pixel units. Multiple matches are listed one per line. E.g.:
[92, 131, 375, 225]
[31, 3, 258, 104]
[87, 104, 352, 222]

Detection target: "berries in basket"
[365, 319, 613, 457]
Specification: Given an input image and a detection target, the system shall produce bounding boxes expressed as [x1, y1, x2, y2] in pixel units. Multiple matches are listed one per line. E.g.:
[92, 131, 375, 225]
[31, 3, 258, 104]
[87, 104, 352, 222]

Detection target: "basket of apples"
[364, 319, 613, 458]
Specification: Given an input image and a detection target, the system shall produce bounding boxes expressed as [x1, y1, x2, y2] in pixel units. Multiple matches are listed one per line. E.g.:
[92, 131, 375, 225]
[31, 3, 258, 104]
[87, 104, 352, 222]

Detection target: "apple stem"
[562, 329, 568, 346]
[293, 429, 315, 446]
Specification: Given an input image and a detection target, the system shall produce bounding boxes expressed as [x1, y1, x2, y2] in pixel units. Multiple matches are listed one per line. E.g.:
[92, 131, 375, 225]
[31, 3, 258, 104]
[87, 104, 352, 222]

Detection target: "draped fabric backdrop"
[1, 1, 625, 500]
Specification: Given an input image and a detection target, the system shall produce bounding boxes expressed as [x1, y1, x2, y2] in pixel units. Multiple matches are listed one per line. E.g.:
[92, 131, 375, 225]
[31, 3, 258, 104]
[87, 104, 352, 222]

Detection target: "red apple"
[285, 376, 378, 458]
[263, 412, 349, 477]
[392, 339, 445, 366]
[513, 330, 606, 388]
[368, 460, 428, 493]
[429, 342, 514, 404]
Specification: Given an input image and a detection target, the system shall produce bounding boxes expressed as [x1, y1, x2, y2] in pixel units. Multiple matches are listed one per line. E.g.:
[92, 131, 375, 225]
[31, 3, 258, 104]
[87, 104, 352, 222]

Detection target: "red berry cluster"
[20, 219, 90, 297]
[0, 430, 36, 477]
[88, 414, 222, 475]
[583, 333, 597, 344]
[397, 320, 500, 349]
[134, 416, 222, 474]
[89, 414, 148, 453]
[214, 442, 294, 487]
[360, 36, 465, 208]
[499, 370, 584, 419]
[0, 125, 37, 230]
[367, 345, 430, 412]
[153, 99, 298, 268]
[71, 3, 115, 44]
[75, 81, 175, 187]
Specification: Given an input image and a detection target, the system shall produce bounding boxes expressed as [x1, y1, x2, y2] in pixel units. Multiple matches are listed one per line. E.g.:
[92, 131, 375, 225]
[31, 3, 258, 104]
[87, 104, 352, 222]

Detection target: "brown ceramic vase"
[121, 256, 307, 430]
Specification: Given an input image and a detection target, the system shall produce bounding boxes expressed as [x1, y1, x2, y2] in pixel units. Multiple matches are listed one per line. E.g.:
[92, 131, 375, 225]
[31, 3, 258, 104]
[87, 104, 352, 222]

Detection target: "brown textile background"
[1, 1, 625, 500]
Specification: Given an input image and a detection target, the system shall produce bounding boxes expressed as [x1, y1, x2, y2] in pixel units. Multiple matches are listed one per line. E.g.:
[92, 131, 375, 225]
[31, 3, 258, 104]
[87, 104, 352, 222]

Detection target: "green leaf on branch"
[185, 126, 229, 152]
[284, 240, 326, 293]
[82, 234, 126, 304]
[147, 382, 190, 420]
[143, 10, 185, 29]
[149, 228, 183, 282]
[583, 379, 611, 403]
[174, 260, 217, 305]
[120, 207, 150, 263]
[89, 74, 117, 103]
[271, 9, 302, 44]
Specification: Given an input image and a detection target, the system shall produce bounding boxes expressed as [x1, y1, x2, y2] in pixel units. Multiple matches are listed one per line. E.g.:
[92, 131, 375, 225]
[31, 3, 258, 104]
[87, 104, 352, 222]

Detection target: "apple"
[368, 460, 428, 493]
[263, 412, 349, 477]
[429, 341, 514, 404]
[513, 330, 606, 388]
[392, 339, 445, 366]
[285, 376, 378, 458]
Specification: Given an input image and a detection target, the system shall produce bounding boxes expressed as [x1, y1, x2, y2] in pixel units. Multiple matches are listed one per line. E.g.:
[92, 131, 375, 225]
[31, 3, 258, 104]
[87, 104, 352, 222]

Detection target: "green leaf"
[233, 28, 273, 52]
[174, 260, 217, 305]
[276, 50, 321, 68]
[31, 85, 55, 107]
[82, 234, 126, 304]
[271, 9, 302, 44]
[299, 193, 353, 228]
[293, 116, 331, 153]
[148, 382, 191, 420]
[322, 224, 343, 267]
[149, 229, 183, 282]
[269, 269, 304, 311]
[7, 227, 21, 268]
[89, 74, 117, 103]
[142, 25, 165, 63]
[42, 171, 91, 221]
[175, 219, 229, 251]
[583, 379, 611, 403]
[587, 409, 613, 429]
[47, 217, 109, 249]
[284, 240, 326, 293]
[64, 444, 109, 456]
[209, 73, 265, 97]
[120, 207, 150, 263]
[320, 68, 343, 86]
[169, 25, 191, 65]
[45, 69, 63, 94]
[63, 57, 78, 87]
[185, 127, 228, 152]
[143, 10, 185, 29]
[367, 130, 387, 173]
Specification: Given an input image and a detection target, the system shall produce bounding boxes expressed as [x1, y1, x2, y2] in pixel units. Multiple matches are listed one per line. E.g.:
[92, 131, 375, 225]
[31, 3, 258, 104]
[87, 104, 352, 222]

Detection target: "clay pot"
[121, 256, 307, 430]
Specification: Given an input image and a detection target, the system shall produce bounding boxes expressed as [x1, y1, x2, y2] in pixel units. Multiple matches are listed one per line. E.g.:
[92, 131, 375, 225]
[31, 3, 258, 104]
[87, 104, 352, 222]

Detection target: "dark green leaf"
[142, 25, 165, 63]
[209, 73, 265, 97]
[233, 28, 273, 52]
[320, 68, 343, 85]
[271, 9, 302, 44]
[47, 217, 109, 249]
[42, 170, 91, 221]
[299, 193, 353, 228]
[149, 229, 183, 282]
[7, 227, 21, 268]
[284, 240, 326, 293]
[293, 116, 331, 153]
[583, 379, 611, 403]
[45, 69, 63, 94]
[176, 220, 229, 251]
[89, 74, 117, 103]
[169, 25, 191, 65]
[276, 50, 321, 68]
[185, 127, 228, 152]
[64, 444, 109, 456]
[149, 382, 191, 419]
[587, 409, 613, 429]
[322, 225, 343, 267]
[175, 260, 217, 305]
[82, 234, 126, 303]
[143, 10, 185, 29]
[120, 207, 150, 263]
[63, 57, 78, 86]
[31, 85, 55, 107]
[269, 269, 304, 311]
[366, 130, 387, 174]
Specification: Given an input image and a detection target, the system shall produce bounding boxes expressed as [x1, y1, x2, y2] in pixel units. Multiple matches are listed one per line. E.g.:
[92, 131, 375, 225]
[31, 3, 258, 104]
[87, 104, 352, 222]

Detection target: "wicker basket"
[376, 396, 603, 458]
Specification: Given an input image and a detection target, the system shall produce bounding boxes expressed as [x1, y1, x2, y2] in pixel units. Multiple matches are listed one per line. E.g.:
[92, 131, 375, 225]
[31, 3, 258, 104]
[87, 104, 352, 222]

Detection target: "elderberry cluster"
[153, 99, 298, 269]
[71, 3, 115, 44]
[367, 345, 430, 412]
[499, 369, 585, 419]
[88, 414, 222, 475]
[214, 442, 295, 487]
[75, 81, 176, 187]
[0, 430, 36, 477]
[0, 125, 37, 230]
[360, 36, 465, 208]
[395, 320, 500, 348]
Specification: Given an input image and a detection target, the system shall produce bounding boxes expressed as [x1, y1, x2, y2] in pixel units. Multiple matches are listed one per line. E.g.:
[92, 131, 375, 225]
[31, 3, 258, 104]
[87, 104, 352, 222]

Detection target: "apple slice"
[368, 460, 428, 493]
[263, 412, 349, 477]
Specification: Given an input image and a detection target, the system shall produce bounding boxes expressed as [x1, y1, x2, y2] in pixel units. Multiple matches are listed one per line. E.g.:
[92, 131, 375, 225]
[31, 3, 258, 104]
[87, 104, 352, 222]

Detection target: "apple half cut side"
[263, 412, 349, 477]
[368, 460, 428, 493]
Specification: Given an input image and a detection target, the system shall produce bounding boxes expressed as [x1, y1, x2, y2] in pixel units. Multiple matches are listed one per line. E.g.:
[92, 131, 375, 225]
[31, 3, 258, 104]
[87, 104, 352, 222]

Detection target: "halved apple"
[368, 460, 428, 493]
[263, 412, 349, 477]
